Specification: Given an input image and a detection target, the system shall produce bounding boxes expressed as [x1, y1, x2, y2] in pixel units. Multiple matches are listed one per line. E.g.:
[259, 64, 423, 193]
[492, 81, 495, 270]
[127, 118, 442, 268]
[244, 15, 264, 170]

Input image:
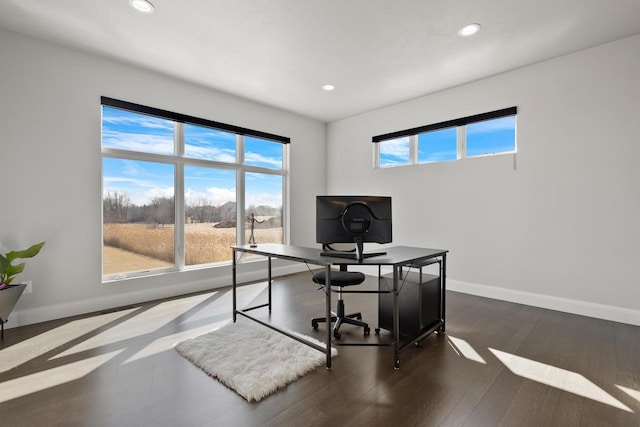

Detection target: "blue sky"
[418, 127, 457, 163]
[102, 107, 283, 207]
[466, 116, 516, 157]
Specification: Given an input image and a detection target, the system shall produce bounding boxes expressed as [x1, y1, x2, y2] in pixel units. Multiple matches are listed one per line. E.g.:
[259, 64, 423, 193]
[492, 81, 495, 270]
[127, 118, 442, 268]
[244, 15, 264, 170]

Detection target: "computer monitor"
[316, 195, 392, 261]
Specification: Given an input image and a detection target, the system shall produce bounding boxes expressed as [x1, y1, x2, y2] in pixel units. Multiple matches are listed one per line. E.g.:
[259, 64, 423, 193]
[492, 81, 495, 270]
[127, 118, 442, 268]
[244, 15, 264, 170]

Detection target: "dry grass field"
[103, 246, 173, 274]
[103, 223, 282, 275]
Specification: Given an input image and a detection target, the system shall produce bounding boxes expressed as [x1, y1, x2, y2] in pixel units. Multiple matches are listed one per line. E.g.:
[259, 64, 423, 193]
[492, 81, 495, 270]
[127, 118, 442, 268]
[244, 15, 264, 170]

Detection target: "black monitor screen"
[316, 195, 392, 260]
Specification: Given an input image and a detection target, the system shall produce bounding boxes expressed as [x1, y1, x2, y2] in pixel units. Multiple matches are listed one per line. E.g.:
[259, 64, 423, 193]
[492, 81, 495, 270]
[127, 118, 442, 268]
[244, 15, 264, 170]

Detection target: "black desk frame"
[231, 244, 448, 369]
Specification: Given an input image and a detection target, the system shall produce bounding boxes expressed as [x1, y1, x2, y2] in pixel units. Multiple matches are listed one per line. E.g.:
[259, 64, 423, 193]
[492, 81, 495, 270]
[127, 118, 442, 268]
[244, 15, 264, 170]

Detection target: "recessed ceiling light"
[458, 23, 481, 37]
[322, 84, 335, 91]
[129, 0, 155, 14]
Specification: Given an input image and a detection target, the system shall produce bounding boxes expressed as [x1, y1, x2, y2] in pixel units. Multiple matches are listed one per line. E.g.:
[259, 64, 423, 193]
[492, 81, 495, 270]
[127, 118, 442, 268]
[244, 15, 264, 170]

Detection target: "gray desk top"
[232, 244, 447, 266]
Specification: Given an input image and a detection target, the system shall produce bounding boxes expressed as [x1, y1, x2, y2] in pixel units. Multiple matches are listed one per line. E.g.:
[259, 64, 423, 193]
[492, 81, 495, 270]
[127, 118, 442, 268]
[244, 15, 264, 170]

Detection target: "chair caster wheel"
[375, 328, 381, 335]
[312, 321, 318, 330]
[414, 340, 423, 348]
[364, 327, 370, 336]
[333, 330, 341, 340]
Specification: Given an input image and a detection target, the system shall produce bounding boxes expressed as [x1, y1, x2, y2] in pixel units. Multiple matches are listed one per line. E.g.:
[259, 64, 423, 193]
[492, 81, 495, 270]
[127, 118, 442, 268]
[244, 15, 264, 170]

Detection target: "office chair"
[311, 269, 370, 339]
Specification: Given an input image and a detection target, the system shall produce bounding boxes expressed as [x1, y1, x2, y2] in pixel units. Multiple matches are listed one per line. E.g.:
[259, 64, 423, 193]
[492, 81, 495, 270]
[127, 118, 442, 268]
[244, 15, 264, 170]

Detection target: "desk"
[231, 244, 448, 369]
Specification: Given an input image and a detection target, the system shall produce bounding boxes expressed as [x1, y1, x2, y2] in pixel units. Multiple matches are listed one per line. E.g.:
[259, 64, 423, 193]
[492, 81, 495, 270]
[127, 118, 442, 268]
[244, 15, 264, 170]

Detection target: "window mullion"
[236, 134, 245, 246]
[175, 122, 185, 270]
[281, 143, 290, 244]
[410, 135, 418, 164]
[373, 142, 380, 168]
[458, 126, 466, 160]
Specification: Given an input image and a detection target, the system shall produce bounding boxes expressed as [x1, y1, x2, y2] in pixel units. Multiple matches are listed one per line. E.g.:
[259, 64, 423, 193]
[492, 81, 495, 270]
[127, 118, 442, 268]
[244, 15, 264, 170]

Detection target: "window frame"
[101, 97, 289, 282]
[373, 107, 517, 168]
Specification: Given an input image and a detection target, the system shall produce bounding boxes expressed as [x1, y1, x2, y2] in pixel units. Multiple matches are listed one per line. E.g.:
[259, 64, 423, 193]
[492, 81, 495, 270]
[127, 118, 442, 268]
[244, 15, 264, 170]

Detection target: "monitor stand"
[320, 238, 386, 262]
[321, 251, 387, 261]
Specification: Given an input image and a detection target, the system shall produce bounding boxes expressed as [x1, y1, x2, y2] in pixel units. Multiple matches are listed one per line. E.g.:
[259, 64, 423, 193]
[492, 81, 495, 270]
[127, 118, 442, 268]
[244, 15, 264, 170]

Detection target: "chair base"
[311, 299, 370, 339]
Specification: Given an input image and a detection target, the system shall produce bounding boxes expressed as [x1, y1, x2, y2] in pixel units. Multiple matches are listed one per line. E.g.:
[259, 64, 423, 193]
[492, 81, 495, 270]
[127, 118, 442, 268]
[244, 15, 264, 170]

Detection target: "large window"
[374, 107, 516, 168]
[101, 97, 289, 280]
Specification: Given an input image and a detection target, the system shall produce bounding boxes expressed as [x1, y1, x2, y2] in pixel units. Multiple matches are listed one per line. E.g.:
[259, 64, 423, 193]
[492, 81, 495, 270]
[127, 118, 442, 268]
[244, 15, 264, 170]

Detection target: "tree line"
[103, 191, 279, 225]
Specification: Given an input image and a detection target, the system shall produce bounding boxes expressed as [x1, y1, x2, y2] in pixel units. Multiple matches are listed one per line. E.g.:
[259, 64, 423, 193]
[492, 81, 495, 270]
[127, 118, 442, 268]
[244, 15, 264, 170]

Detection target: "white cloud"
[380, 137, 410, 158]
[102, 129, 174, 154]
[143, 186, 174, 202]
[244, 151, 282, 168]
[185, 187, 236, 206]
[246, 192, 282, 208]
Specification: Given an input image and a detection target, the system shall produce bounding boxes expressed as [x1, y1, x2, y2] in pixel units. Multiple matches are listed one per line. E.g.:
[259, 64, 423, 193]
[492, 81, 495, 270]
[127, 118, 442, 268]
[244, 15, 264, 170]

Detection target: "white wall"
[327, 35, 640, 325]
[0, 30, 326, 327]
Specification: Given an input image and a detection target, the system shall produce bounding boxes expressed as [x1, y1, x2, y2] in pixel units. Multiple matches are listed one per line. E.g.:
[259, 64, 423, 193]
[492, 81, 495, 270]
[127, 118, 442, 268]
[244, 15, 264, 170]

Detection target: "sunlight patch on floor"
[617, 385, 640, 403]
[123, 319, 231, 363]
[0, 309, 134, 373]
[53, 292, 216, 359]
[235, 281, 270, 307]
[490, 348, 633, 413]
[0, 281, 272, 402]
[448, 336, 486, 364]
[177, 290, 231, 323]
[0, 350, 122, 403]
[124, 282, 268, 363]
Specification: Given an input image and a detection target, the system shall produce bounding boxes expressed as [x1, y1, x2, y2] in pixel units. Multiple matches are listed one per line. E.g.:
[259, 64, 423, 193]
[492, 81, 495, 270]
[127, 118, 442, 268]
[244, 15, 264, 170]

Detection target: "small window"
[418, 127, 457, 164]
[373, 107, 517, 168]
[466, 116, 516, 157]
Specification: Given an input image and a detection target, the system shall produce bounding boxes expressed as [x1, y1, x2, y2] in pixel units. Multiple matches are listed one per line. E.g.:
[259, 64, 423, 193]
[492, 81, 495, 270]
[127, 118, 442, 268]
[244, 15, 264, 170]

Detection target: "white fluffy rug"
[174, 319, 337, 402]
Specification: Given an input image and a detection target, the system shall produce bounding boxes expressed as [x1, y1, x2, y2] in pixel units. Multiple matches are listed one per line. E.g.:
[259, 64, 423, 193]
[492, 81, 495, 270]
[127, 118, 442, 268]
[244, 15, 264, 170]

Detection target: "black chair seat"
[311, 270, 369, 339]
[312, 271, 365, 287]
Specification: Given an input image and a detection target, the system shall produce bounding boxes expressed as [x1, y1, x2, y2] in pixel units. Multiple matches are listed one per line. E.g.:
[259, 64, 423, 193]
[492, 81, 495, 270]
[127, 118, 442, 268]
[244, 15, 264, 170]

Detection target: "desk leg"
[268, 256, 272, 312]
[325, 265, 332, 369]
[441, 253, 447, 333]
[232, 250, 237, 323]
[393, 265, 400, 370]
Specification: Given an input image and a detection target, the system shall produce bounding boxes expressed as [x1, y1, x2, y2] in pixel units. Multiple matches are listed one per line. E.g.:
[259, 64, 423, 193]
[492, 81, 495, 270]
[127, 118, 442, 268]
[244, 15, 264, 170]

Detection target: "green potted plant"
[0, 241, 45, 337]
[0, 241, 45, 288]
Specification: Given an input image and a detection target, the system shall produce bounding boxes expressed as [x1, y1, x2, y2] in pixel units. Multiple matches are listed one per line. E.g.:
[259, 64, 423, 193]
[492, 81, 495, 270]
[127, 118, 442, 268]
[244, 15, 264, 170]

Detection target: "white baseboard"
[448, 279, 640, 327]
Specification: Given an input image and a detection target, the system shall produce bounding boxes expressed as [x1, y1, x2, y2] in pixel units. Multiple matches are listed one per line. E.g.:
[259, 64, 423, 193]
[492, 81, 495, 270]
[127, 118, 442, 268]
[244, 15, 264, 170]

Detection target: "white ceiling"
[1, 0, 640, 122]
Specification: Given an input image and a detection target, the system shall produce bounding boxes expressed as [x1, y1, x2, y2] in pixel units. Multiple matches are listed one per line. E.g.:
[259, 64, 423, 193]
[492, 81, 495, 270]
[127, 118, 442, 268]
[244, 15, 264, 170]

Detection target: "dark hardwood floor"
[1, 271, 639, 426]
